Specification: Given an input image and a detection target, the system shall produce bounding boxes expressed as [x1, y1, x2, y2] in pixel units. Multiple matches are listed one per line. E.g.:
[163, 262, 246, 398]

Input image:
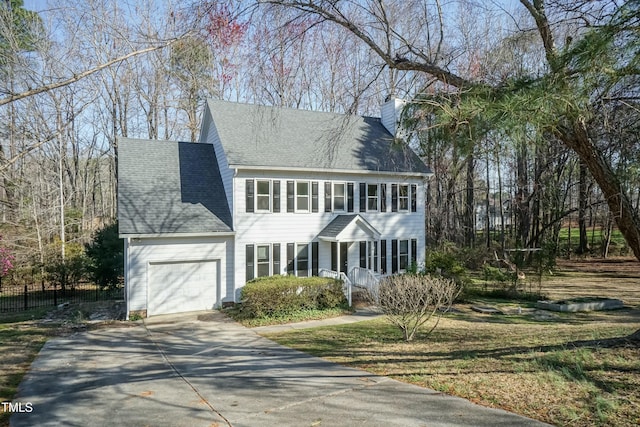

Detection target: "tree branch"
[0, 39, 181, 107]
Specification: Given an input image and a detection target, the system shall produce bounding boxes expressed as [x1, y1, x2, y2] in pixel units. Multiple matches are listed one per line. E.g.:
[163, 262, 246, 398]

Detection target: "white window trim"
[333, 182, 346, 212]
[296, 181, 311, 213]
[255, 180, 271, 213]
[295, 242, 310, 277]
[398, 184, 410, 212]
[256, 244, 271, 277]
[367, 183, 379, 212]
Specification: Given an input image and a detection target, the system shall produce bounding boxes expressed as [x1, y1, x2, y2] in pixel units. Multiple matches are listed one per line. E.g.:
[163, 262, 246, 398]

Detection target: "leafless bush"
[372, 275, 461, 341]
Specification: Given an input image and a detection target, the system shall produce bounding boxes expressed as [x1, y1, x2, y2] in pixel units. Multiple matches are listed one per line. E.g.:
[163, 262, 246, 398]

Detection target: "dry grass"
[0, 302, 126, 427]
[0, 312, 53, 426]
[264, 311, 640, 426]
[264, 257, 640, 427]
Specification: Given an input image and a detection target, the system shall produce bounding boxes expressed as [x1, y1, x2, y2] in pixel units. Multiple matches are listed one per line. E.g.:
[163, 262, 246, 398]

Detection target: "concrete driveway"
[12, 311, 550, 427]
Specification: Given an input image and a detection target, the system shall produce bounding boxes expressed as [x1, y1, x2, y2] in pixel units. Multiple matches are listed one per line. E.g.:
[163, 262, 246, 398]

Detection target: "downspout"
[125, 237, 130, 320]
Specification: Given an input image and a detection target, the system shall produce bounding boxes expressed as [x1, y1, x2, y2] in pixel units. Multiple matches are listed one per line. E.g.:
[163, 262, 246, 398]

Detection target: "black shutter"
[380, 240, 387, 274]
[347, 183, 354, 212]
[391, 184, 398, 212]
[287, 181, 295, 212]
[312, 181, 319, 212]
[411, 239, 417, 266]
[391, 239, 398, 273]
[273, 181, 280, 213]
[312, 242, 319, 276]
[411, 184, 417, 212]
[359, 183, 366, 212]
[246, 180, 254, 213]
[324, 182, 332, 212]
[286, 243, 295, 274]
[246, 245, 254, 281]
[380, 183, 387, 212]
[273, 243, 281, 275]
[359, 241, 367, 268]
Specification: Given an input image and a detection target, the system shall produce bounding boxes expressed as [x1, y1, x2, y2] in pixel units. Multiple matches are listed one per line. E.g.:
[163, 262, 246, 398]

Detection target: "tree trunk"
[577, 161, 590, 255]
[465, 153, 475, 247]
[559, 120, 640, 262]
[515, 142, 530, 247]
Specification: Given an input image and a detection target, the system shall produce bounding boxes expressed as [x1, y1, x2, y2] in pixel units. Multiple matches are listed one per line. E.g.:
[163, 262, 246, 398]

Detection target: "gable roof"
[318, 214, 381, 241]
[205, 100, 431, 176]
[118, 138, 233, 236]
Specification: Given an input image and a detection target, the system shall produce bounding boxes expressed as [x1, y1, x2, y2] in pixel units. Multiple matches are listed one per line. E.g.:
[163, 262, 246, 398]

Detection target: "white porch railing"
[318, 268, 352, 307]
[348, 267, 381, 293]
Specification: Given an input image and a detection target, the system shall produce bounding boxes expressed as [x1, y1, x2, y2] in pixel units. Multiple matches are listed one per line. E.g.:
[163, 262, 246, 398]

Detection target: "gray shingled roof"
[207, 100, 432, 175]
[318, 214, 379, 240]
[118, 138, 232, 235]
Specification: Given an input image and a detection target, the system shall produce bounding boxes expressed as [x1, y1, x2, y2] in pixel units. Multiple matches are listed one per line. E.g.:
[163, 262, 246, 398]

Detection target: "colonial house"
[118, 99, 432, 318]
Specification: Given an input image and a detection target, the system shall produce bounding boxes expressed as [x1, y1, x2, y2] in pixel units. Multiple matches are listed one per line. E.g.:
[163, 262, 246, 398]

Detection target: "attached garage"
[148, 260, 219, 316]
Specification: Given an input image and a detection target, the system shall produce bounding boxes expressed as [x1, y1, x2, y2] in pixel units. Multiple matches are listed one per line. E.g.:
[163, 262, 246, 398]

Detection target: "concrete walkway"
[252, 307, 384, 333]
[12, 311, 551, 427]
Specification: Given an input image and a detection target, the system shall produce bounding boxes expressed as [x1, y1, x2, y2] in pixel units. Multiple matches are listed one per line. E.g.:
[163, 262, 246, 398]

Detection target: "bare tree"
[372, 274, 460, 341]
[264, 0, 640, 261]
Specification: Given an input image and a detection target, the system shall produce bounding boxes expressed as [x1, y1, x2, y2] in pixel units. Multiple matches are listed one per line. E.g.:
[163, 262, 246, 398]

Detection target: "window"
[367, 184, 379, 211]
[399, 185, 409, 211]
[333, 183, 345, 211]
[246, 179, 280, 213]
[297, 244, 309, 277]
[256, 181, 270, 211]
[257, 245, 270, 277]
[399, 240, 409, 270]
[297, 182, 309, 211]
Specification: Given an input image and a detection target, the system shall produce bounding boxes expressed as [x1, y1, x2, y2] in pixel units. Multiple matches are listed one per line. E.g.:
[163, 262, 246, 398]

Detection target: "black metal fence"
[0, 282, 124, 312]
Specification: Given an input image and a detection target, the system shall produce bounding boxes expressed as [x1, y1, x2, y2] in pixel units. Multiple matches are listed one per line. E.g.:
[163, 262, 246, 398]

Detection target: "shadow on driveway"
[12, 311, 551, 427]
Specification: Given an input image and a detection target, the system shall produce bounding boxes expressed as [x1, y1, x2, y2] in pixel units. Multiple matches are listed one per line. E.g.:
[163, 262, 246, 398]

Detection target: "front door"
[340, 242, 348, 274]
[331, 242, 350, 274]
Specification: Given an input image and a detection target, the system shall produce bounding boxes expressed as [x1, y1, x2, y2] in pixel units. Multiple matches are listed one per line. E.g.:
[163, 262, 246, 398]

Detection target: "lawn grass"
[262, 310, 640, 426]
[0, 309, 57, 427]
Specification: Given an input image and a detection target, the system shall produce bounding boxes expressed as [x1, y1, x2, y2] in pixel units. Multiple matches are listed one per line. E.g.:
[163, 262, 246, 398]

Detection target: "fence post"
[24, 285, 28, 310]
[53, 285, 57, 306]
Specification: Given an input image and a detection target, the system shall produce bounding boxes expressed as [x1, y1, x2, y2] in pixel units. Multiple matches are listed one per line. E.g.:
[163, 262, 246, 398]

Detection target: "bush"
[85, 222, 123, 289]
[424, 250, 467, 284]
[372, 274, 461, 341]
[240, 276, 346, 318]
[482, 264, 511, 283]
[45, 250, 88, 291]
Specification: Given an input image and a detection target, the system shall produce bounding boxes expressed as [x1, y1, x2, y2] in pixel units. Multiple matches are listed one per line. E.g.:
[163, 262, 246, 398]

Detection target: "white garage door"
[148, 260, 218, 316]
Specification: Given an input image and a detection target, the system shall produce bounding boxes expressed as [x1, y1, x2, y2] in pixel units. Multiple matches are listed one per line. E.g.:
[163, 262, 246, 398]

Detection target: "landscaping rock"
[537, 298, 624, 312]
[471, 305, 504, 314]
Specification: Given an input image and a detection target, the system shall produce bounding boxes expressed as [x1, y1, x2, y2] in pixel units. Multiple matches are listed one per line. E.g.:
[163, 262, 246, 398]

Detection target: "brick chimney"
[380, 97, 406, 138]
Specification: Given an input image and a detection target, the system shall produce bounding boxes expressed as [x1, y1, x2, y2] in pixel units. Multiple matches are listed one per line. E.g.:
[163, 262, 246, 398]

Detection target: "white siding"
[234, 169, 426, 292]
[200, 109, 234, 217]
[127, 236, 234, 314]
